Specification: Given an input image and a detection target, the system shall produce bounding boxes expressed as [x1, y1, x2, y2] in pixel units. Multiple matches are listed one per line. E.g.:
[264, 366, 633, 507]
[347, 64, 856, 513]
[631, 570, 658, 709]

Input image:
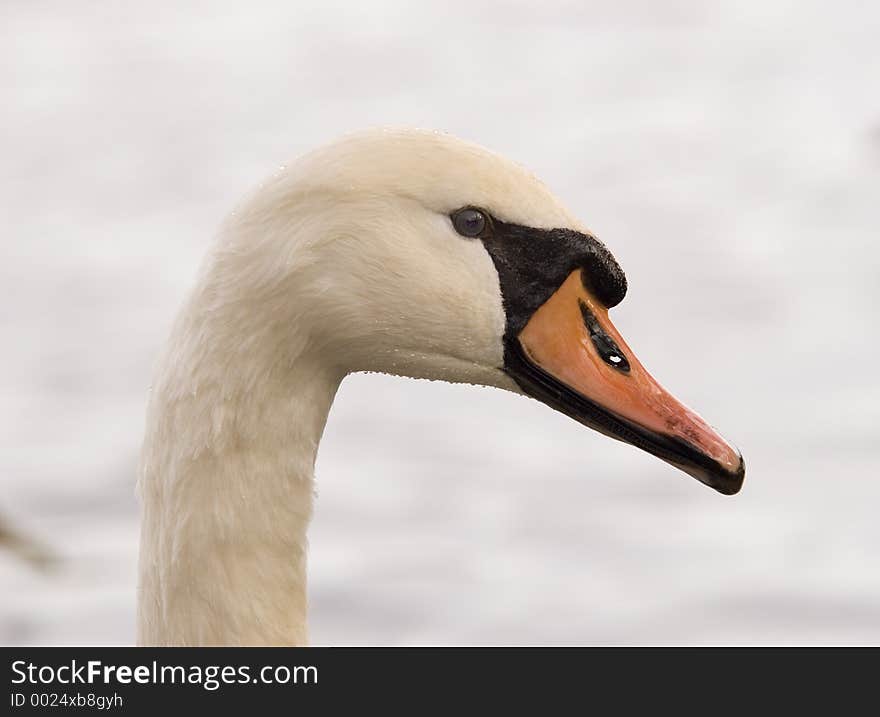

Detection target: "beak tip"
[708, 455, 746, 496]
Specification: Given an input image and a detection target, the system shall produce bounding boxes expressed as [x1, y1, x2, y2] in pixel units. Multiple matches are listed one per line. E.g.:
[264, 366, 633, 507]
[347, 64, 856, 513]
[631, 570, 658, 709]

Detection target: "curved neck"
[137, 303, 341, 645]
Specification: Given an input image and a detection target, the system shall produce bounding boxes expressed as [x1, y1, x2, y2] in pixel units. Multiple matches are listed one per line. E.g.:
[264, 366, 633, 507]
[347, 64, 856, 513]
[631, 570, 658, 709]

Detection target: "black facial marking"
[474, 214, 627, 342]
[578, 299, 630, 373]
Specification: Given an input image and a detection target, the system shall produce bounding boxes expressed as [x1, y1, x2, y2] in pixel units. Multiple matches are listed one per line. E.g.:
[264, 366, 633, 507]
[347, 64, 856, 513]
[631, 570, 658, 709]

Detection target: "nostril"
[578, 299, 630, 373]
[591, 332, 631, 373]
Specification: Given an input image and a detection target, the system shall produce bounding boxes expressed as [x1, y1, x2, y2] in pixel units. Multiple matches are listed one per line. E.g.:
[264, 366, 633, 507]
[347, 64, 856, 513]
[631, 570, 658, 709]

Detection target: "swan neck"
[137, 320, 340, 645]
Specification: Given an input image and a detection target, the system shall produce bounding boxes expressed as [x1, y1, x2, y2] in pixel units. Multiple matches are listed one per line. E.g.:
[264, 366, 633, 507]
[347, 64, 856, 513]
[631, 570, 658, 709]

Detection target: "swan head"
[223, 128, 744, 495]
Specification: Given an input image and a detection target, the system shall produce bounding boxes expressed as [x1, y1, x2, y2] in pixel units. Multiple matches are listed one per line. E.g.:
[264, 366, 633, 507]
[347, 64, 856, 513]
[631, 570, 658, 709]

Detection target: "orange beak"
[508, 269, 744, 494]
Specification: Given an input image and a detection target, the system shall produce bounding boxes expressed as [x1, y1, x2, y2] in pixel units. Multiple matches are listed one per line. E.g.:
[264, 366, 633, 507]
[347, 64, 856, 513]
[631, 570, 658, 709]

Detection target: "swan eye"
[451, 208, 488, 238]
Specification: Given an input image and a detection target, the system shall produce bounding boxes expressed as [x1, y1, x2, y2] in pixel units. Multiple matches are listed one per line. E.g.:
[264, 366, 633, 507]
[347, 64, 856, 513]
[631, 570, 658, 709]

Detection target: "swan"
[137, 128, 745, 646]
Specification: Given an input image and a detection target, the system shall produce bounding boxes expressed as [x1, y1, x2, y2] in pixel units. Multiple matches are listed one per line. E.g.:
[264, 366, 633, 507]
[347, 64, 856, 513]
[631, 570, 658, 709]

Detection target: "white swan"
[137, 128, 744, 646]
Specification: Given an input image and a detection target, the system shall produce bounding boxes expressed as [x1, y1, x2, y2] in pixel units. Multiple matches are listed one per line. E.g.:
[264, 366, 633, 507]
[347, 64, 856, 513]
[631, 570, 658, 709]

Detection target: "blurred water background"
[1, 0, 879, 645]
